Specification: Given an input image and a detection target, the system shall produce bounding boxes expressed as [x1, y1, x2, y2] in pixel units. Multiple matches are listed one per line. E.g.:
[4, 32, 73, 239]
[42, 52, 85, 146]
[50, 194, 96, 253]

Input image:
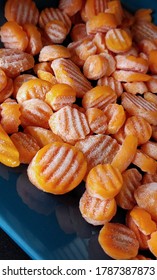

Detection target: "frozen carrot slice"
[98, 222, 139, 260]
[22, 23, 43, 56]
[141, 141, 157, 161]
[105, 28, 132, 53]
[84, 0, 109, 20]
[49, 105, 90, 144]
[13, 74, 37, 99]
[0, 48, 34, 78]
[67, 42, 85, 67]
[70, 23, 87, 42]
[0, 68, 7, 92]
[59, 0, 83, 17]
[0, 98, 21, 134]
[27, 141, 87, 194]
[116, 168, 142, 210]
[4, 0, 39, 25]
[33, 62, 53, 74]
[75, 38, 97, 61]
[134, 182, 157, 222]
[98, 76, 123, 97]
[149, 50, 157, 74]
[147, 231, 157, 257]
[0, 78, 13, 104]
[82, 85, 117, 110]
[75, 134, 120, 176]
[132, 150, 157, 174]
[134, 8, 153, 22]
[51, 58, 92, 98]
[39, 7, 71, 33]
[16, 78, 52, 104]
[115, 55, 148, 74]
[0, 21, 29, 52]
[126, 211, 150, 250]
[113, 70, 151, 82]
[37, 70, 57, 85]
[92, 32, 106, 53]
[85, 108, 107, 134]
[121, 91, 157, 125]
[0, 123, 20, 167]
[86, 12, 117, 35]
[130, 206, 156, 235]
[24, 126, 63, 148]
[132, 20, 157, 44]
[100, 53, 116, 76]
[106, 0, 124, 25]
[144, 92, 157, 106]
[138, 39, 157, 56]
[10, 132, 40, 164]
[44, 20, 68, 44]
[38, 27, 53, 47]
[124, 116, 152, 145]
[142, 172, 157, 184]
[86, 163, 123, 200]
[111, 135, 138, 173]
[104, 104, 126, 134]
[123, 81, 148, 95]
[79, 190, 117, 225]
[83, 54, 108, 80]
[39, 45, 71, 62]
[20, 98, 53, 129]
[45, 83, 76, 111]
[112, 125, 126, 144]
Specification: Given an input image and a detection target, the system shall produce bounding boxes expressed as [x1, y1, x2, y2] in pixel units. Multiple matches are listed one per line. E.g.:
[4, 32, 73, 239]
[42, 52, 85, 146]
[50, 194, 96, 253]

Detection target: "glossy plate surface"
[0, 0, 157, 260]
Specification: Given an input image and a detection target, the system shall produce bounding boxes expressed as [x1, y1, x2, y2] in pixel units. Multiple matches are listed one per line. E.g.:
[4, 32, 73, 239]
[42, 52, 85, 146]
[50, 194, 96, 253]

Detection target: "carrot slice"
[79, 190, 117, 225]
[111, 135, 138, 173]
[0, 21, 29, 52]
[10, 132, 40, 164]
[0, 69, 7, 92]
[86, 163, 123, 200]
[27, 142, 87, 194]
[130, 206, 157, 235]
[0, 98, 21, 134]
[86, 12, 117, 35]
[4, 0, 39, 25]
[0, 123, 20, 167]
[116, 168, 142, 210]
[98, 222, 139, 260]
[105, 28, 132, 53]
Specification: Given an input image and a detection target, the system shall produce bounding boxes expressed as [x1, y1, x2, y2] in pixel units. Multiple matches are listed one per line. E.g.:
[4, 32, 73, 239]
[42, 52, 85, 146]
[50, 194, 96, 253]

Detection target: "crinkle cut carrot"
[0, 48, 34, 78]
[0, 98, 21, 134]
[4, 0, 39, 25]
[86, 12, 117, 35]
[0, 78, 14, 104]
[134, 8, 153, 22]
[70, 23, 87, 42]
[111, 135, 138, 173]
[10, 132, 40, 164]
[83, 54, 108, 80]
[0, 21, 29, 52]
[23, 23, 43, 56]
[0, 123, 20, 167]
[0, 68, 7, 92]
[105, 28, 132, 53]
[98, 222, 139, 260]
[59, 0, 83, 17]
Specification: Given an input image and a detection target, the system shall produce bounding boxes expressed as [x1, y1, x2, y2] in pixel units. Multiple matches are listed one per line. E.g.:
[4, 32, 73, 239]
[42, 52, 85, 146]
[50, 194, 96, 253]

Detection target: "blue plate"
[0, 0, 157, 260]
